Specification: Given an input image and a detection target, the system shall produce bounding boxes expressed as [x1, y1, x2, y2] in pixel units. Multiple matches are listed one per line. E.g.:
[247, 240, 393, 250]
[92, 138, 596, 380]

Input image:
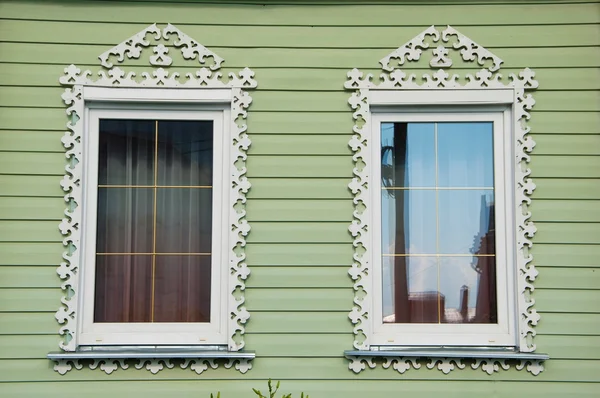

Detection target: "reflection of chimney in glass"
[459, 285, 469, 322]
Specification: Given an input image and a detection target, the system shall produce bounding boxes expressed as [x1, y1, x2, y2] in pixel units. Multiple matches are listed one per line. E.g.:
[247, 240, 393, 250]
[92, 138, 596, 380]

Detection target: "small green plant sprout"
[210, 379, 308, 398]
[252, 379, 309, 398]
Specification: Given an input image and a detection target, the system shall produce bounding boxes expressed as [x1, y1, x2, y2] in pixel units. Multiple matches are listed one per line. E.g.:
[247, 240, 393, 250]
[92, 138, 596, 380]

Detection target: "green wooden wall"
[0, 0, 598, 396]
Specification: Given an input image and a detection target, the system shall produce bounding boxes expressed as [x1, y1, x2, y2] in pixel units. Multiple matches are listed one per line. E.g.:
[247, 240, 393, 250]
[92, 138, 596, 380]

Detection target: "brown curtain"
[94, 119, 212, 323]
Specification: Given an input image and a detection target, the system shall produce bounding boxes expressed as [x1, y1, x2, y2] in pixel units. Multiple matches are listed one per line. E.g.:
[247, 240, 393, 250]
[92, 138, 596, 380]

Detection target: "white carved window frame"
[50, 24, 257, 375]
[344, 26, 548, 376]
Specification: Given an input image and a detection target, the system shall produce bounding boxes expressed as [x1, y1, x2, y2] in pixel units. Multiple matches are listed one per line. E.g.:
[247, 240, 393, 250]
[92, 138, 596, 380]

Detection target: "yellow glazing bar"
[98, 185, 212, 188]
[96, 252, 211, 256]
[382, 186, 494, 190]
[383, 253, 495, 257]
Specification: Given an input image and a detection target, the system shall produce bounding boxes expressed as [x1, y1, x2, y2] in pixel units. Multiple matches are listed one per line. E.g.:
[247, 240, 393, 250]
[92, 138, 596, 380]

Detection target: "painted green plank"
[0, 175, 64, 197]
[1, 310, 598, 337]
[0, 242, 63, 265]
[248, 178, 351, 199]
[246, 243, 352, 266]
[2, 1, 598, 25]
[532, 244, 600, 267]
[0, 107, 67, 131]
[2, 87, 598, 112]
[536, 313, 600, 336]
[2, 333, 596, 360]
[3, 264, 595, 290]
[0, 130, 64, 152]
[0, 312, 57, 335]
[247, 266, 350, 288]
[0, 380, 597, 398]
[1, 107, 597, 135]
[4, 175, 595, 202]
[534, 178, 600, 200]
[530, 200, 600, 222]
[534, 134, 600, 156]
[246, 156, 352, 178]
[246, 200, 352, 222]
[2, 42, 599, 69]
[0, 152, 66, 175]
[3, 64, 598, 91]
[0, 197, 63, 220]
[0, 358, 597, 382]
[0, 288, 62, 312]
[3, 20, 599, 47]
[534, 223, 600, 245]
[250, 134, 352, 155]
[535, 267, 600, 290]
[531, 156, 600, 178]
[0, 220, 598, 245]
[247, 222, 350, 243]
[535, 289, 600, 313]
[0, 221, 61, 242]
[0, 266, 59, 288]
[247, 178, 598, 200]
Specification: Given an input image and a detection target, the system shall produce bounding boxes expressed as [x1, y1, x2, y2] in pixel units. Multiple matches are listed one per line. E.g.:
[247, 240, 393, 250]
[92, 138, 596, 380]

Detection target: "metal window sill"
[344, 349, 548, 360]
[48, 349, 255, 361]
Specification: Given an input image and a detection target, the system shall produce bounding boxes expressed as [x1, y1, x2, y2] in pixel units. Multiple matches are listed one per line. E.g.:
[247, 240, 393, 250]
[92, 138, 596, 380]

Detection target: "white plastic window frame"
[344, 25, 547, 376]
[50, 23, 256, 375]
[370, 108, 515, 348]
[80, 103, 229, 347]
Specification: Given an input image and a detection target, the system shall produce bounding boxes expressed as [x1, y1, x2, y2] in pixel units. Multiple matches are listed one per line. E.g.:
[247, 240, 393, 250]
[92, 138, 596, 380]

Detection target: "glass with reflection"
[381, 122, 497, 324]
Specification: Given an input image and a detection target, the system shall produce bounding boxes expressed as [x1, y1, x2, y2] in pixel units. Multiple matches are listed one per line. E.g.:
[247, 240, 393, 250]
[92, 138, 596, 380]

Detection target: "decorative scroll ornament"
[345, 25, 542, 374]
[52, 357, 252, 375]
[56, 23, 255, 371]
[346, 356, 544, 376]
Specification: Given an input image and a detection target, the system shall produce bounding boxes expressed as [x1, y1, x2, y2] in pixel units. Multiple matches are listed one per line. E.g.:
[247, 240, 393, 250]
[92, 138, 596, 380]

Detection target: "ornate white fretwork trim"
[345, 25, 541, 372]
[346, 356, 544, 376]
[57, 24, 255, 357]
[51, 357, 253, 375]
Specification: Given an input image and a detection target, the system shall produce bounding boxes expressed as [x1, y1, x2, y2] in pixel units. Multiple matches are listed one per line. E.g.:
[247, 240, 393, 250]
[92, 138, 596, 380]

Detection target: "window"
[50, 23, 257, 375]
[372, 111, 514, 348]
[80, 108, 227, 346]
[344, 25, 548, 375]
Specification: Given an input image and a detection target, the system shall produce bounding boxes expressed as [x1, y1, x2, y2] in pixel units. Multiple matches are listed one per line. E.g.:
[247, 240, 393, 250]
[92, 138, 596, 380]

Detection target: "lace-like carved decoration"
[345, 25, 541, 374]
[56, 24, 255, 362]
[346, 356, 544, 376]
[53, 358, 252, 375]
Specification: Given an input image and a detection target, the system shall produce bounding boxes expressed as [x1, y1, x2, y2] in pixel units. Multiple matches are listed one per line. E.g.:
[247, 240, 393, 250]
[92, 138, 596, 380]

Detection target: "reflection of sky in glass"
[381, 122, 496, 322]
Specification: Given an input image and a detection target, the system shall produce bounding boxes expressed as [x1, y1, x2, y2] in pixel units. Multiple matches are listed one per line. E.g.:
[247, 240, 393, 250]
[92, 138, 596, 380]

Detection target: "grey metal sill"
[344, 349, 548, 360]
[48, 347, 255, 361]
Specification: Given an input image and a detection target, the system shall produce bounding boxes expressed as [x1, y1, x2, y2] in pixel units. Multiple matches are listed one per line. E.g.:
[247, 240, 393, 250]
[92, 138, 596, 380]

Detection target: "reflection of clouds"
[383, 255, 482, 315]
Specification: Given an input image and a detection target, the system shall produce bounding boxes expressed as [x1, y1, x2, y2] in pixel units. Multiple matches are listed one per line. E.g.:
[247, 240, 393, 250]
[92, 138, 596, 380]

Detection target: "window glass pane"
[383, 256, 439, 323]
[157, 121, 213, 186]
[98, 120, 155, 186]
[380, 120, 497, 325]
[153, 256, 211, 323]
[438, 190, 495, 254]
[155, 188, 212, 254]
[94, 255, 152, 322]
[94, 119, 214, 325]
[381, 122, 435, 188]
[382, 189, 436, 255]
[438, 256, 497, 324]
[437, 122, 494, 188]
[96, 188, 153, 254]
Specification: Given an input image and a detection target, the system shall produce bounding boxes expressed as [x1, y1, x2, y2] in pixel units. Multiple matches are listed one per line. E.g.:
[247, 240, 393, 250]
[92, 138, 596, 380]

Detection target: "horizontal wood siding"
[0, 0, 598, 397]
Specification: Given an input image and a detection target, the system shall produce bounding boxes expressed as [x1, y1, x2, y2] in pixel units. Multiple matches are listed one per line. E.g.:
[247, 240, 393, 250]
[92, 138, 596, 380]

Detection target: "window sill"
[47, 348, 255, 375]
[344, 349, 548, 375]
